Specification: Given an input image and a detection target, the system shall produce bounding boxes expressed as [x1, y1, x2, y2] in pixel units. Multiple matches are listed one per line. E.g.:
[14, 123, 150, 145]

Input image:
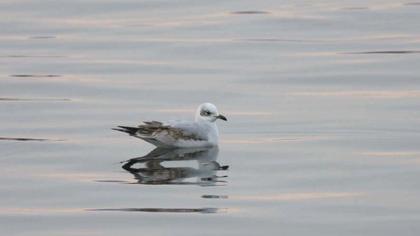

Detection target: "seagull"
[113, 103, 227, 148]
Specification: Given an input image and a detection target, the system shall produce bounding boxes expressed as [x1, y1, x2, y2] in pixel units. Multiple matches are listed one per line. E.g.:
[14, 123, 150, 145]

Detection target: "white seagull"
[113, 103, 227, 148]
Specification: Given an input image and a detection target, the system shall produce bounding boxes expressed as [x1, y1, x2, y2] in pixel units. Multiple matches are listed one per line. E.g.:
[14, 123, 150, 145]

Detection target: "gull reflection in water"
[121, 146, 229, 186]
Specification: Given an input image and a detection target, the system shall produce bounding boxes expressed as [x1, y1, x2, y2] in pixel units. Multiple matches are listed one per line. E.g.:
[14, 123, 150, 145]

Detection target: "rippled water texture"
[1, 1, 420, 235]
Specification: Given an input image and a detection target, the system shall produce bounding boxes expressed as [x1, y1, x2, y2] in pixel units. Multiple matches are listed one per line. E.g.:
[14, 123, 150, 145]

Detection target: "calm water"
[1, 1, 420, 235]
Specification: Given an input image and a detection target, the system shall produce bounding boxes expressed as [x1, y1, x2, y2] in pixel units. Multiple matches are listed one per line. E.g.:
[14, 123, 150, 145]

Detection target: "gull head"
[195, 103, 227, 123]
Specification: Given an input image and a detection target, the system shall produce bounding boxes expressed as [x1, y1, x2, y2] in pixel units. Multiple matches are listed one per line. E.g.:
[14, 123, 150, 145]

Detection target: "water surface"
[1, 1, 420, 235]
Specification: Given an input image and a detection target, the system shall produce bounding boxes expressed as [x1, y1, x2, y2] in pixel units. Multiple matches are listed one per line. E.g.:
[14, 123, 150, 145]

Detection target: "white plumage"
[113, 103, 227, 148]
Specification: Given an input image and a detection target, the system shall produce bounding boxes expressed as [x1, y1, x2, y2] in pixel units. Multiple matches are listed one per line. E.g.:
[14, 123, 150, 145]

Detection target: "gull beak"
[217, 114, 227, 121]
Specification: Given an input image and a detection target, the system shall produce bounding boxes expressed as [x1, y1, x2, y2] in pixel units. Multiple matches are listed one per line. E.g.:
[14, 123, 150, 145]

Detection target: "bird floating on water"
[113, 103, 227, 148]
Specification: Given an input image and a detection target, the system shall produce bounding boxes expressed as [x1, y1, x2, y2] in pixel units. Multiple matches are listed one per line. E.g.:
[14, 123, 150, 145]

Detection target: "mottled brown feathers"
[138, 121, 204, 141]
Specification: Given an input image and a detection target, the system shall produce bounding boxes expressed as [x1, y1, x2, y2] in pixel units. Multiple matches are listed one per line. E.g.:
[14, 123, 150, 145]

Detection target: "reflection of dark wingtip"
[121, 160, 138, 171]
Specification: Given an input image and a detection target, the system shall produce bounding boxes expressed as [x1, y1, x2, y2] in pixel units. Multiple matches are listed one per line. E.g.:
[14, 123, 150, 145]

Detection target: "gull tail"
[112, 126, 139, 136]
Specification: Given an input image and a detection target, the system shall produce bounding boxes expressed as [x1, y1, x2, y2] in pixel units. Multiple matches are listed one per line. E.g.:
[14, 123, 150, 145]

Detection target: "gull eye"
[201, 110, 211, 116]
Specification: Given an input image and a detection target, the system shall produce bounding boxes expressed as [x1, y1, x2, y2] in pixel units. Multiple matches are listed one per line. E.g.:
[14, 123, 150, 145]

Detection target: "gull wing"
[113, 120, 207, 147]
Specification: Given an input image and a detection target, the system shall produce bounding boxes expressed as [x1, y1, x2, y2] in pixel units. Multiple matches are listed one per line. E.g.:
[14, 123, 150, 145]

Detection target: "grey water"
[1, 0, 420, 235]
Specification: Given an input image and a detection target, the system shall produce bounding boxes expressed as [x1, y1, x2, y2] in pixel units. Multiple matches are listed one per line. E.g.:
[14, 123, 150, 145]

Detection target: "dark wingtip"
[113, 126, 139, 135]
[112, 128, 126, 132]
